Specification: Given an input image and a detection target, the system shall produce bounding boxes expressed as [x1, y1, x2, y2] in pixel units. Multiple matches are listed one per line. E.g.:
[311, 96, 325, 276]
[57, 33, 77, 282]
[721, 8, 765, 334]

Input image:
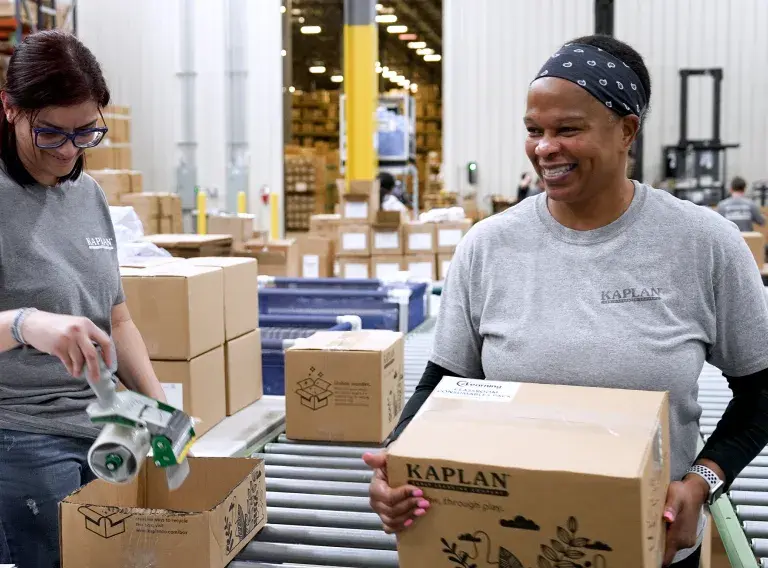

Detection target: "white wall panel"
[616, 0, 768, 186]
[443, 0, 594, 206]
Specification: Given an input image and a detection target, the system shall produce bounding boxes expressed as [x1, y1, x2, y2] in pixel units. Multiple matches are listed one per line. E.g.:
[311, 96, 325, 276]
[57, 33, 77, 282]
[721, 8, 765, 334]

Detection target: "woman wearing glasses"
[0, 30, 166, 568]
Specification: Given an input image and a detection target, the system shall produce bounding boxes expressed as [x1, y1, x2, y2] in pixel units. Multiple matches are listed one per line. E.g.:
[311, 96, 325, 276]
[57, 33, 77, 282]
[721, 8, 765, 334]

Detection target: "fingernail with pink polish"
[418, 500, 430, 508]
[411, 489, 423, 498]
[414, 508, 426, 517]
[404, 519, 413, 527]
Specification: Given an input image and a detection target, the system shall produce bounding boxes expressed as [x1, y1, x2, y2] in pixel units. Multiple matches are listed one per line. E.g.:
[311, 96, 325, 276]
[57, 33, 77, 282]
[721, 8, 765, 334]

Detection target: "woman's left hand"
[662, 478, 707, 566]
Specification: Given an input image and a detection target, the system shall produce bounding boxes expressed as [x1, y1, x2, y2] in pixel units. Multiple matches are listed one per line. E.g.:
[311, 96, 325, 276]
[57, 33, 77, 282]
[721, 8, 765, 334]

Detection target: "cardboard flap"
[189, 257, 257, 269]
[289, 330, 403, 352]
[145, 234, 234, 248]
[142, 264, 223, 278]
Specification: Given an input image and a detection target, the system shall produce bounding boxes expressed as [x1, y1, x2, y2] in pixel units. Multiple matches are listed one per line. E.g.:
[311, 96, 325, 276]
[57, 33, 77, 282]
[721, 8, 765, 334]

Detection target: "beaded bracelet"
[11, 307, 37, 345]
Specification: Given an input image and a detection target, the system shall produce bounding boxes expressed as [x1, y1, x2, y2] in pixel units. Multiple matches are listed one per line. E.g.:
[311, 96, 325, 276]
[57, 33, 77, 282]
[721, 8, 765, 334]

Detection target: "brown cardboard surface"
[388, 377, 670, 568]
[152, 346, 227, 436]
[435, 219, 472, 253]
[406, 254, 436, 281]
[60, 457, 266, 568]
[121, 264, 225, 360]
[347, 179, 379, 197]
[341, 193, 378, 224]
[208, 215, 256, 251]
[241, 239, 300, 277]
[375, 208, 408, 228]
[119, 257, 184, 269]
[338, 224, 371, 257]
[298, 236, 334, 278]
[186, 257, 259, 341]
[285, 330, 405, 443]
[225, 330, 264, 415]
[372, 255, 405, 280]
[309, 214, 342, 238]
[743, 231, 765, 266]
[405, 222, 437, 254]
[338, 256, 371, 279]
[372, 227, 403, 255]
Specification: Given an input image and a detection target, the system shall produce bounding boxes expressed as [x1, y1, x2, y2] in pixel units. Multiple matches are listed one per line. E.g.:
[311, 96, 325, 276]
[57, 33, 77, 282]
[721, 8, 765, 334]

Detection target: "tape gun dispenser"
[83, 342, 196, 490]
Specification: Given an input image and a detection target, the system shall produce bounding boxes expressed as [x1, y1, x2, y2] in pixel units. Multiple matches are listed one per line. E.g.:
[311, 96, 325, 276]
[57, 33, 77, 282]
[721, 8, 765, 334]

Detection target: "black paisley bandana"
[533, 43, 649, 118]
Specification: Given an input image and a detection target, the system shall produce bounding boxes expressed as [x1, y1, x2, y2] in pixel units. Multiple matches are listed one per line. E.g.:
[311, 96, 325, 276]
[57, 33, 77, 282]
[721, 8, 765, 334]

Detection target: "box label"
[344, 201, 368, 219]
[342, 232, 367, 251]
[162, 383, 184, 411]
[375, 231, 399, 249]
[344, 263, 369, 279]
[408, 261, 433, 279]
[376, 262, 401, 280]
[438, 228, 463, 247]
[434, 378, 520, 402]
[302, 254, 320, 278]
[409, 232, 433, 251]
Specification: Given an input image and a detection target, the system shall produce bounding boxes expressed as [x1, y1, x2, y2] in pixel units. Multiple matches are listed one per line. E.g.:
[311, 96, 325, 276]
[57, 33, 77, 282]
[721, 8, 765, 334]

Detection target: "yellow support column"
[343, 0, 378, 187]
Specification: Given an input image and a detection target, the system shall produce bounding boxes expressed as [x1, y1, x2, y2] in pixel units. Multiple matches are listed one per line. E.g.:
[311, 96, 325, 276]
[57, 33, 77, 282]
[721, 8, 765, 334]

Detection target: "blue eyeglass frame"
[32, 126, 109, 149]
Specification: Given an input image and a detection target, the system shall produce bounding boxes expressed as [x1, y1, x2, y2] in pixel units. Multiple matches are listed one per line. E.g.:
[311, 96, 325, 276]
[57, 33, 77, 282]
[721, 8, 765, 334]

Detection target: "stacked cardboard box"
[186, 257, 262, 416]
[370, 210, 407, 280]
[85, 104, 132, 170]
[144, 233, 234, 258]
[119, 263, 228, 436]
[121, 193, 183, 235]
[88, 169, 143, 206]
[335, 179, 380, 278]
[285, 330, 405, 443]
[304, 214, 341, 277]
[240, 238, 300, 277]
[284, 154, 322, 231]
[208, 213, 257, 253]
[433, 218, 473, 280]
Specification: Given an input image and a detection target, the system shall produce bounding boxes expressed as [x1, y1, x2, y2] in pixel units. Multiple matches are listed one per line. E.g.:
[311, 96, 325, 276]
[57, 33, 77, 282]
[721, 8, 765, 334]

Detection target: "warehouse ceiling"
[288, 0, 443, 92]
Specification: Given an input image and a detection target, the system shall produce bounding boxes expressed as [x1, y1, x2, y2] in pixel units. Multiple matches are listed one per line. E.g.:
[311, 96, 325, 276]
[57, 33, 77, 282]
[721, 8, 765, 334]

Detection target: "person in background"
[517, 173, 544, 202]
[363, 34, 768, 568]
[0, 30, 167, 568]
[716, 176, 765, 232]
[378, 171, 410, 212]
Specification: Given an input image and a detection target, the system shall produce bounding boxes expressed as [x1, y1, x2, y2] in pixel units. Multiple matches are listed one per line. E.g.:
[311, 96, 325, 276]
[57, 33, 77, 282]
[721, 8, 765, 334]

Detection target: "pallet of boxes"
[118, 251, 263, 436]
[399, 217, 473, 281]
[332, 179, 382, 279]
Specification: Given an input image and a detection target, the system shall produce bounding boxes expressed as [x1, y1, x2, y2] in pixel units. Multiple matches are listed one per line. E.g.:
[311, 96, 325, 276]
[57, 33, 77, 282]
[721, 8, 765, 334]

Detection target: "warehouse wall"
[442, 0, 595, 207]
[616, 0, 768, 187]
[77, 0, 284, 226]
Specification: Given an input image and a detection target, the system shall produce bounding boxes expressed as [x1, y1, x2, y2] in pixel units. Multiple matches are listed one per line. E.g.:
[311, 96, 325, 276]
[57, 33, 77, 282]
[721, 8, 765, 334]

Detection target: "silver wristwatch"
[686, 464, 725, 505]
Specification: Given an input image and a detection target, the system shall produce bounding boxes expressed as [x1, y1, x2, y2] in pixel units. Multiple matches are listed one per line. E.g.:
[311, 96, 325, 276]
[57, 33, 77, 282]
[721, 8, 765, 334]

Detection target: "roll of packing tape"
[88, 423, 151, 484]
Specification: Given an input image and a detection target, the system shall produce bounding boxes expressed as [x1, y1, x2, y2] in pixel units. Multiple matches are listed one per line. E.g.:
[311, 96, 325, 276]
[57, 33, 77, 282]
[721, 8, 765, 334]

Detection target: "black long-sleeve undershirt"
[387, 361, 768, 490]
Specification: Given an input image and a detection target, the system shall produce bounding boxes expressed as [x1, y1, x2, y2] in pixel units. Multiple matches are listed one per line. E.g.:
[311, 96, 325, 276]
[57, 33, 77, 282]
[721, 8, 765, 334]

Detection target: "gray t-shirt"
[0, 164, 124, 439]
[432, 181, 768, 561]
[716, 194, 765, 231]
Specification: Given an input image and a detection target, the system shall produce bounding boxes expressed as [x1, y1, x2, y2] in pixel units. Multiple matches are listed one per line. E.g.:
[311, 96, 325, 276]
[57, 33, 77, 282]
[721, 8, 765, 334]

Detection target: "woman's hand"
[362, 450, 431, 534]
[21, 310, 113, 382]
[662, 477, 708, 566]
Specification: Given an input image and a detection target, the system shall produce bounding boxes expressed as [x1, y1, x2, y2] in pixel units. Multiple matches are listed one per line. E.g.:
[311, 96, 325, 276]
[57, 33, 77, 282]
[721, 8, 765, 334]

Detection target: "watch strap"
[686, 464, 724, 504]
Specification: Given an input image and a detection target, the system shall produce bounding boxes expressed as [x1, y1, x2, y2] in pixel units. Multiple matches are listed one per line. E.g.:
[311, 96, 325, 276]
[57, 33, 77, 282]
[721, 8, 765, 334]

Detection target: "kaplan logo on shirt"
[86, 237, 114, 251]
[601, 287, 662, 304]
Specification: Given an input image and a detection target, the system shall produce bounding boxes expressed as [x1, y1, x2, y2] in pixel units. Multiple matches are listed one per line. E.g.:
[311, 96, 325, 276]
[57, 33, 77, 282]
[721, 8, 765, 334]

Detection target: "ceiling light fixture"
[291, 8, 301, 15]
[375, 3, 384, 11]
[407, 41, 426, 49]
[399, 33, 417, 41]
[375, 14, 397, 23]
[382, 70, 395, 79]
[417, 48, 434, 56]
[300, 25, 321, 34]
[309, 65, 326, 74]
[410, 83, 418, 93]
[331, 75, 344, 83]
[387, 25, 407, 33]
[281, 49, 287, 56]
[280, 6, 286, 14]
[288, 86, 296, 93]
[424, 54, 442, 62]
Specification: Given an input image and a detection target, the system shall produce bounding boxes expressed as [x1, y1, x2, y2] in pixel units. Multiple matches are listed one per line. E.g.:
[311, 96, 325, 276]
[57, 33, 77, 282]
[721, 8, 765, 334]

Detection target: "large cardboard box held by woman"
[387, 377, 671, 568]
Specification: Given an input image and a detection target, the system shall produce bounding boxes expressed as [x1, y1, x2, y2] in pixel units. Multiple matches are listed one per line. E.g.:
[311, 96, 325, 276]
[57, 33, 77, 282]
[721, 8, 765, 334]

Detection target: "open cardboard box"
[60, 457, 266, 568]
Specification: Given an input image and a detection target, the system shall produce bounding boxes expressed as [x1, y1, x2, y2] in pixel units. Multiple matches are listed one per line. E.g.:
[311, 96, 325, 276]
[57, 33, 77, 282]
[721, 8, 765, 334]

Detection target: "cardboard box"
[60, 457, 266, 568]
[121, 264, 225, 360]
[338, 224, 371, 257]
[186, 257, 259, 341]
[405, 222, 436, 254]
[388, 377, 670, 568]
[208, 214, 256, 252]
[372, 227, 403, 255]
[119, 257, 183, 270]
[743, 231, 765, 266]
[299, 236, 334, 278]
[406, 254, 436, 280]
[436, 219, 472, 253]
[145, 234, 234, 258]
[242, 239, 300, 277]
[372, 255, 405, 280]
[152, 346, 227, 435]
[225, 329, 263, 416]
[346, 179, 379, 197]
[338, 257, 371, 279]
[375, 208, 408, 228]
[89, 170, 142, 206]
[341, 193, 378, 224]
[309, 214, 342, 240]
[285, 330, 405, 443]
[437, 253, 453, 280]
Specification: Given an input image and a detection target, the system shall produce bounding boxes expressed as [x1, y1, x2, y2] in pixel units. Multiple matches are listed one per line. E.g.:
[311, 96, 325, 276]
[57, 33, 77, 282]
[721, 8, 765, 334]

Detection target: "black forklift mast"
[664, 68, 740, 205]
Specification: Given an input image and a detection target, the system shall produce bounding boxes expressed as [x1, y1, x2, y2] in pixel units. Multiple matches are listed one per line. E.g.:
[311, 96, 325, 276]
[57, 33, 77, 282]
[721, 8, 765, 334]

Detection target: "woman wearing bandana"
[364, 34, 768, 567]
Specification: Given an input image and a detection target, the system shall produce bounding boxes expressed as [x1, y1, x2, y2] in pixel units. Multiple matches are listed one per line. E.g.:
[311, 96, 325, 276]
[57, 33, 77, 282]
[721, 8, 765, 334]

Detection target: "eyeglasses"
[32, 126, 109, 149]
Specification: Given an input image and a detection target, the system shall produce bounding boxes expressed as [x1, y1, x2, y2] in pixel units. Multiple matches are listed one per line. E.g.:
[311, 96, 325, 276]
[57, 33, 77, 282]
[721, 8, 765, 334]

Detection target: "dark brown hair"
[0, 29, 110, 186]
[731, 176, 747, 192]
